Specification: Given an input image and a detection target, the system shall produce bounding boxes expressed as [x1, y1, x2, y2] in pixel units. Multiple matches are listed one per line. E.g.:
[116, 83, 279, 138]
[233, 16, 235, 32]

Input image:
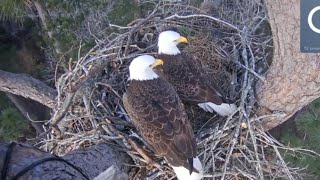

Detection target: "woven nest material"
[39, 1, 313, 179]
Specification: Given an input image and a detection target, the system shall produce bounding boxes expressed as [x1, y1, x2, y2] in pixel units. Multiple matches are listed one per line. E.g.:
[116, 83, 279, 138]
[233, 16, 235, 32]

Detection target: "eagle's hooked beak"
[177, 36, 188, 43]
[150, 59, 164, 68]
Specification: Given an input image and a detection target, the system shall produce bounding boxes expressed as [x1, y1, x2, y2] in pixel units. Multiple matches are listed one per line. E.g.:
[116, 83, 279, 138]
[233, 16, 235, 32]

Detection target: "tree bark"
[0, 70, 57, 109]
[33, 0, 62, 54]
[257, 0, 320, 130]
[0, 142, 131, 180]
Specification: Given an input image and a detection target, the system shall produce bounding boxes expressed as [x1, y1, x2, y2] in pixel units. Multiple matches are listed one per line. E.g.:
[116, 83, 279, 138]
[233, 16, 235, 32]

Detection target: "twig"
[123, 8, 159, 56]
[249, 112, 286, 122]
[109, 24, 132, 29]
[128, 139, 161, 169]
[221, 122, 241, 179]
[246, 118, 264, 179]
[165, 14, 241, 32]
[50, 92, 75, 126]
[235, 61, 265, 82]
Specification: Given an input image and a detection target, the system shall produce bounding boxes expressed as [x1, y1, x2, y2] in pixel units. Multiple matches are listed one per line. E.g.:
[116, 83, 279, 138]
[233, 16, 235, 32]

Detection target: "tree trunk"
[257, 0, 320, 130]
[0, 142, 131, 180]
[33, 0, 62, 54]
[0, 70, 57, 108]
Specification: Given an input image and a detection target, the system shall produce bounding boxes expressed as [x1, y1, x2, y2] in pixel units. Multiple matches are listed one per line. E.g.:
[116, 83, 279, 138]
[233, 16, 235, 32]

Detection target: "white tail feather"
[198, 102, 237, 116]
[172, 157, 204, 180]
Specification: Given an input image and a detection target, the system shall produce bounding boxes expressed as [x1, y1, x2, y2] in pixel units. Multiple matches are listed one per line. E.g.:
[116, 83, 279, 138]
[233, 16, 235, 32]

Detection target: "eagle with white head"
[123, 55, 203, 180]
[157, 30, 237, 116]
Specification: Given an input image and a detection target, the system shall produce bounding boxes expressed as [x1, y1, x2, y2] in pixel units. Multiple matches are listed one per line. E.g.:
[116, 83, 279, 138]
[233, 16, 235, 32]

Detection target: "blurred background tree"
[281, 98, 320, 178]
[0, 0, 26, 23]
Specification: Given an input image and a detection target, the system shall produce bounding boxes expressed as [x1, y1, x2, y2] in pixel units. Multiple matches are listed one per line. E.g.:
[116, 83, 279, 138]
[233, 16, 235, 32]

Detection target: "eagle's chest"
[164, 61, 183, 75]
[130, 81, 163, 99]
[163, 62, 194, 84]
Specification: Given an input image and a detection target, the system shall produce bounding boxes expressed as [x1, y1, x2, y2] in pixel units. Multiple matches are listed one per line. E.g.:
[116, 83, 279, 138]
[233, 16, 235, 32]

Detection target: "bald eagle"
[156, 30, 237, 116]
[123, 55, 203, 180]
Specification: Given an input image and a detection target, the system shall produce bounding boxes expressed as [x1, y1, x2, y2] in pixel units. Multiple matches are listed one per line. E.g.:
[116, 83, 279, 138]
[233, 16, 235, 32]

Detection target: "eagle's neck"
[129, 68, 159, 81]
[158, 44, 180, 55]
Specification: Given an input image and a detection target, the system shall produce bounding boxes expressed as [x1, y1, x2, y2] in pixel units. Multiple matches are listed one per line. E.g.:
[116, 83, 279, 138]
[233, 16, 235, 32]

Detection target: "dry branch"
[0, 70, 57, 108]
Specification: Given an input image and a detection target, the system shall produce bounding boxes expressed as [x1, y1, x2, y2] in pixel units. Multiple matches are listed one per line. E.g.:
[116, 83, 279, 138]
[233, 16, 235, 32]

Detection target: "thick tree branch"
[0, 70, 57, 108]
[257, 0, 320, 130]
[0, 142, 131, 179]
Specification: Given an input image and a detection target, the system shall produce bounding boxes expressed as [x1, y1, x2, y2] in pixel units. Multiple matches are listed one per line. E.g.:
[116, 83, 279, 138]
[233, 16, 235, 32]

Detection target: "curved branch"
[0, 70, 57, 108]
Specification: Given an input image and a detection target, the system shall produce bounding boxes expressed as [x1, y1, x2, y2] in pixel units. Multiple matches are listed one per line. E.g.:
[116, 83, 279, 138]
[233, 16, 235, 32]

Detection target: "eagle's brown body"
[157, 53, 232, 106]
[123, 78, 197, 171]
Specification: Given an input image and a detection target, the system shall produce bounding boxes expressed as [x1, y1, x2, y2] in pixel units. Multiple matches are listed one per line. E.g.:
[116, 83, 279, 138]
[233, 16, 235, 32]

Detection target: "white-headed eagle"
[123, 55, 203, 180]
[156, 30, 237, 116]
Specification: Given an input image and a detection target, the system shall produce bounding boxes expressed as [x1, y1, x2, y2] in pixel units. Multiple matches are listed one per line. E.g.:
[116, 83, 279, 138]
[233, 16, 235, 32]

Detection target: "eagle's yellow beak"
[177, 36, 188, 43]
[150, 59, 164, 68]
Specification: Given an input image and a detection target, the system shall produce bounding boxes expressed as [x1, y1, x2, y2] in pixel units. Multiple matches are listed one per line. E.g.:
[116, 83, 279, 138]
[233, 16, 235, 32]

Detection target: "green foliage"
[0, 93, 9, 109]
[191, 0, 205, 8]
[0, 0, 25, 23]
[0, 43, 20, 72]
[108, 0, 139, 26]
[177, 26, 197, 37]
[43, 0, 112, 57]
[39, 0, 140, 60]
[0, 107, 27, 140]
[0, 93, 28, 141]
[281, 98, 320, 178]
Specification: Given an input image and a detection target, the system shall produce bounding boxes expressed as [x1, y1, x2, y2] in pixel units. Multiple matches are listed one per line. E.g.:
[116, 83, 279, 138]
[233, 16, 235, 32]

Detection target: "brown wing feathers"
[157, 53, 228, 105]
[123, 79, 196, 170]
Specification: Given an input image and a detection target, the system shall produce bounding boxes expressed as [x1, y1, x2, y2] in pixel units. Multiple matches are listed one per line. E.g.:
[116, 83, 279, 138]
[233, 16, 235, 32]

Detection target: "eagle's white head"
[158, 30, 188, 55]
[129, 55, 164, 81]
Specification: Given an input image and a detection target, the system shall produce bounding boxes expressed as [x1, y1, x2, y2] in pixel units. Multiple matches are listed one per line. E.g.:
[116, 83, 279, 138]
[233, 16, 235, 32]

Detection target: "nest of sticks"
[38, 1, 315, 179]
